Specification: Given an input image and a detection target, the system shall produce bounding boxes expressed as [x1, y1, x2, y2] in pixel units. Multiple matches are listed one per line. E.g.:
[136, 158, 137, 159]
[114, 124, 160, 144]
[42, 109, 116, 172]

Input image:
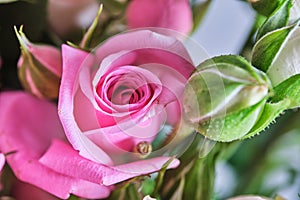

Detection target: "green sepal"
[252, 22, 299, 72]
[271, 74, 300, 108]
[256, 0, 292, 41]
[250, 0, 285, 17]
[199, 55, 270, 83]
[242, 98, 290, 139]
[197, 100, 266, 142]
[80, 5, 103, 49]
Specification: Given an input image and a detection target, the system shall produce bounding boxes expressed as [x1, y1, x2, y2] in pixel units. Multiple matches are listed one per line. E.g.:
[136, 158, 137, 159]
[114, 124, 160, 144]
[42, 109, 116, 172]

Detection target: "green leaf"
[198, 100, 266, 142]
[252, 22, 299, 72]
[250, 0, 285, 17]
[242, 98, 290, 139]
[271, 74, 300, 108]
[256, 0, 292, 41]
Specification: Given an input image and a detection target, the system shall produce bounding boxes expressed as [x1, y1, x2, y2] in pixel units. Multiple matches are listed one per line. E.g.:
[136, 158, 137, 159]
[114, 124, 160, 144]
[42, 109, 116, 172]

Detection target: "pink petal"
[0, 153, 5, 171]
[0, 91, 111, 199]
[95, 30, 193, 66]
[39, 139, 179, 186]
[60, 44, 113, 165]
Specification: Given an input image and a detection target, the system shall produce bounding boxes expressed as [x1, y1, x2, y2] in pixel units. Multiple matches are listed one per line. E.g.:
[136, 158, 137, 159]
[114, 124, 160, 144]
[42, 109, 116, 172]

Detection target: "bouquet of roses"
[0, 0, 299, 199]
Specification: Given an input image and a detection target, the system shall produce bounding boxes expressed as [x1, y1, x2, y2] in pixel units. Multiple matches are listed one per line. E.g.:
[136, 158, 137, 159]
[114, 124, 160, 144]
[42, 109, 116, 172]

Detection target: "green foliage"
[256, 0, 292, 41]
[271, 74, 300, 108]
[252, 22, 299, 72]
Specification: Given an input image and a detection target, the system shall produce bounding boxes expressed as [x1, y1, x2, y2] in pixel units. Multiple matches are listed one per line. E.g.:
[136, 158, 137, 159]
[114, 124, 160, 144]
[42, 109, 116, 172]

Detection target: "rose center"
[110, 85, 143, 105]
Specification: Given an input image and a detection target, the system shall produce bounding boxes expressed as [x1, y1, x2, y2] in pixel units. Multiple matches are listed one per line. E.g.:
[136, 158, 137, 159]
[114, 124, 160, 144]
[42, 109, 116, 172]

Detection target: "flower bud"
[15, 26, 62, 100]
[183, 55, 270, 142]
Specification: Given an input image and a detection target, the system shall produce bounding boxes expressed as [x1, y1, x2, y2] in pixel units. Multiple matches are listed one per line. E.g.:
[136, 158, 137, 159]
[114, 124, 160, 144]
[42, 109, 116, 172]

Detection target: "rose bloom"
[0, 30, 194, 199]
[126, 0, 193, 34]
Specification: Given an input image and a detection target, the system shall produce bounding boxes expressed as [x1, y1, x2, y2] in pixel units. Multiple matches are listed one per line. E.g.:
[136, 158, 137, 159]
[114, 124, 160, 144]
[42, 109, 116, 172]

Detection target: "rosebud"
[15, 26, 62, 100]
[183, 55, 270, 142]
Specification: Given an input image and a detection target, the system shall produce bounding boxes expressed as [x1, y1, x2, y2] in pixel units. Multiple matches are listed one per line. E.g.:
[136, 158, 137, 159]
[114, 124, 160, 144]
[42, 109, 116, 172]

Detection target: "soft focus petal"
[0, 92, 110, 199]
[47, 0, 99, 38]
[11, 180, 59, 200]
[0, 153, 4, 171]
[39, 140, 179, 186]
[126, 0, 193, 34]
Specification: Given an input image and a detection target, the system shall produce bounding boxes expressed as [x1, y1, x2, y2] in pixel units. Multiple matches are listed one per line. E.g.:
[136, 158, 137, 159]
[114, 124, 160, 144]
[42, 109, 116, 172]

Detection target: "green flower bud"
[15, 26, 62, 100]
[183, 55, 270, 142]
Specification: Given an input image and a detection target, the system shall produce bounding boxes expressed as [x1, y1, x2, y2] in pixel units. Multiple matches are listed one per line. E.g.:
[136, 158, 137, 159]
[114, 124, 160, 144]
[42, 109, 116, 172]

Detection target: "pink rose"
[58, 30, 194, 173]
[0, 91, 180, 199]
[126, 0, 193, 34]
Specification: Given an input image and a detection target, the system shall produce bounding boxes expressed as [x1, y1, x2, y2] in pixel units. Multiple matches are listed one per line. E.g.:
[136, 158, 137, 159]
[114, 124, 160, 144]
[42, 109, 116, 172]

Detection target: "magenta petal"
[104, 157, 180, 185]
[95, 30, 193, 65]
[0, 153, 5, 171]
[39, 140, 179, 186]
[0, 91, 110, 199]
[60, 45, 113, 164]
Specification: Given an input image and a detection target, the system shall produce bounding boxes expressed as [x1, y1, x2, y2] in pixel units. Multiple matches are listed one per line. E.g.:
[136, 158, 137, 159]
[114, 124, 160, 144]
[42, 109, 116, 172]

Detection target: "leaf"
[250, 0, 285, 17]
[271, 74, 300, 108]
[256, 0, 292, 41]
[242, 98, 290, 139]
[252, 22, 299, 72]
[198, 100, 266, 142]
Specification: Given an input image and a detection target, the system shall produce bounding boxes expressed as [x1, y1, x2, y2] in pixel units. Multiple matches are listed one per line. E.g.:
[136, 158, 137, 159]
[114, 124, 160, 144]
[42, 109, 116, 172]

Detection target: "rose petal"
[0, 91, 111, 199]
[95, 30, 193, 66]
[0, 153, 5, 171]
[39, 139, 179, 186]
[60, 45, 113, 165]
